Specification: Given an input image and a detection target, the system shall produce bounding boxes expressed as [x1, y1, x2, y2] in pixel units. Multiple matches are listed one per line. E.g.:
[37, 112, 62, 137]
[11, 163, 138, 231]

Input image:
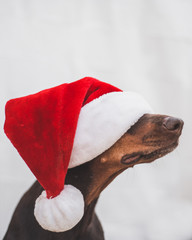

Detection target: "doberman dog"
[3, 114, 183, 240]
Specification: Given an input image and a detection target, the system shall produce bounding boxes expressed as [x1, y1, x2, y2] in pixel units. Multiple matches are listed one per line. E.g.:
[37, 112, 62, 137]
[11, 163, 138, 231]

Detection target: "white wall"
[0, 1, 192, 239]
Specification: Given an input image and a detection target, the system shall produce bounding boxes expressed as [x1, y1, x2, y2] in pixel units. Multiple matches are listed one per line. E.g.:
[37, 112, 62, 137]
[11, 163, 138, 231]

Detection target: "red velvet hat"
[4, 77, 152, 232]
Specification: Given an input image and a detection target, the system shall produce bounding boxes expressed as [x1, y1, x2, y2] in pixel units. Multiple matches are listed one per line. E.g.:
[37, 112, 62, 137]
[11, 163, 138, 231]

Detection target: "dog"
[3, 113, 183, 240]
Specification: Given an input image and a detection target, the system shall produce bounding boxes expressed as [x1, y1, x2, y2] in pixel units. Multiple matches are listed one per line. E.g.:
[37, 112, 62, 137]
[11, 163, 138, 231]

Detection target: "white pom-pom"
[34, 185, 84, 232]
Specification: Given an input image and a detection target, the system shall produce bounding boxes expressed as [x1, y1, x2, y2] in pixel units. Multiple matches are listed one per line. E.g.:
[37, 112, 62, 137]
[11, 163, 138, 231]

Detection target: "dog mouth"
[121, 141, 179, 166]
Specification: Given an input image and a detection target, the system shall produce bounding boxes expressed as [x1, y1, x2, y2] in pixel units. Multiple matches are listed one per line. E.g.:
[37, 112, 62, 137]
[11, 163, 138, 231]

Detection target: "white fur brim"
[69, 91, 152, 168]
[34, 185, 84, 232]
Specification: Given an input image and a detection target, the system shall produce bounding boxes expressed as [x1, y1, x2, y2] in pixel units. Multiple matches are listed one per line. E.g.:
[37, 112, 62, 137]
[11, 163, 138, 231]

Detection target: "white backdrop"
[0, 1, 192, 239]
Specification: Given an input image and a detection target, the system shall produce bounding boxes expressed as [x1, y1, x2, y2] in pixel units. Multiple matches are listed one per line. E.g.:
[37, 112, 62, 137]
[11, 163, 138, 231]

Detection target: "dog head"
[84, 114, 183, 204]
[97, 113, 183, 168]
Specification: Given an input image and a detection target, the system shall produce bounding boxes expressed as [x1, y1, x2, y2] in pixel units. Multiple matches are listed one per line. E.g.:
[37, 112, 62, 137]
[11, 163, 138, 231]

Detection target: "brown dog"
[3, 114, 183, 240]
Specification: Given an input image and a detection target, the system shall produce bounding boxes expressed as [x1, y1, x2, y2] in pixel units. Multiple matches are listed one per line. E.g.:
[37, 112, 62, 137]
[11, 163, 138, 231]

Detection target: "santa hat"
[4, 77, 152, 232]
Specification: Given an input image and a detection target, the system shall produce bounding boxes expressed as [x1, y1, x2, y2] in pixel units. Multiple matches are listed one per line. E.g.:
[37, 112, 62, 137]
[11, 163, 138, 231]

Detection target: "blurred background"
[0, 1, 192, 239]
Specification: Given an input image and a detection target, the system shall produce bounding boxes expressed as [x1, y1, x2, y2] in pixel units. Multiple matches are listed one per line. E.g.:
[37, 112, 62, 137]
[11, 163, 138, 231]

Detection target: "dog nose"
[163, 117, 184, 131]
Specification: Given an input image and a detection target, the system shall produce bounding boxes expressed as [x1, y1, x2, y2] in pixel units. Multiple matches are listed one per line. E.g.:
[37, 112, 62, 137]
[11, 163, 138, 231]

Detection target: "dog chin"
[121, 141, 179, 166]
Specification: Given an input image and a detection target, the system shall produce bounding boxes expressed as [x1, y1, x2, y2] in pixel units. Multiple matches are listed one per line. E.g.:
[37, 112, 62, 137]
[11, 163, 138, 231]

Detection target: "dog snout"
[163, 117, 184, 132]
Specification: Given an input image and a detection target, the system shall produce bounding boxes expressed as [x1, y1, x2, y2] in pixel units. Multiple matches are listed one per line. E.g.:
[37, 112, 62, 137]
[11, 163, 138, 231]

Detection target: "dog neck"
[66, 155, 126, 207]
